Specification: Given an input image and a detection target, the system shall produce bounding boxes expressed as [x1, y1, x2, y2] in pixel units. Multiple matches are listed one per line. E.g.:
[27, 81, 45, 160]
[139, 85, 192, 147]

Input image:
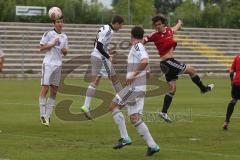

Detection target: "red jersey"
[146, 27, 177, 57]
[230, 55, 240, 86]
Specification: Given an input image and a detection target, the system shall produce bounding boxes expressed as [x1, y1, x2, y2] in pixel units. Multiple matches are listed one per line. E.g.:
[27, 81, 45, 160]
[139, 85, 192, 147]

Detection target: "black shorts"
[231, 84, 240, 99]
[160, 58, 187, 82]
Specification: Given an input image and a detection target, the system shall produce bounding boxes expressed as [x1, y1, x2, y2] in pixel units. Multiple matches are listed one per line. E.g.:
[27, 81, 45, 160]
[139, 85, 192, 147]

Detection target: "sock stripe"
[134, 120, 143, 127]
[166, 92, 174, 97]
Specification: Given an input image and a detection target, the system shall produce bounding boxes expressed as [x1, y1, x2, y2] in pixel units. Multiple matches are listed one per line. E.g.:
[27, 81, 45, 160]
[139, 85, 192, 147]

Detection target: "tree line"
[0, 0, 239, 28]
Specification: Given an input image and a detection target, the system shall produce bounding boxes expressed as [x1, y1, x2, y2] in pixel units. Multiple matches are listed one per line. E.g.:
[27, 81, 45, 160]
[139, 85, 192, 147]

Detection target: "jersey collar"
[54, 28, 61, 34]
[108, 24, 114, 31]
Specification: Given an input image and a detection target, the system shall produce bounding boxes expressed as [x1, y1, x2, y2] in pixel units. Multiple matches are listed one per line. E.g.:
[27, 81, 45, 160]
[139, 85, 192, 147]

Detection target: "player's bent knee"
[231, 98, 237, 104]
[130, 114, 140, 124]
[109, 102, 119, 112]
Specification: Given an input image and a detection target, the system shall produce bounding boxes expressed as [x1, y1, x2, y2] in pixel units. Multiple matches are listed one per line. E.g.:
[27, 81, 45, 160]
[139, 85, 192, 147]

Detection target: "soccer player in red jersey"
[223, 54, 240, 130]
[144, 15, 214, 122]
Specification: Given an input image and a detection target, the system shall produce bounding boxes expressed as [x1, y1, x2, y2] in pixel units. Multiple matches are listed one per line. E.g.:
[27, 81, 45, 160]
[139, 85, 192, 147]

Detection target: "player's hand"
[52, 38, 59, 47]
[61, 48, 68, 56]
[126, 74, 135, 85]
[177, 20, 183, 28]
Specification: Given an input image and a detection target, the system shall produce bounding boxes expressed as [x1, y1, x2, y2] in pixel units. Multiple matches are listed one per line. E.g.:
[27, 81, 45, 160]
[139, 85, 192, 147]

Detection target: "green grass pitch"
[0, 77, 240, 160]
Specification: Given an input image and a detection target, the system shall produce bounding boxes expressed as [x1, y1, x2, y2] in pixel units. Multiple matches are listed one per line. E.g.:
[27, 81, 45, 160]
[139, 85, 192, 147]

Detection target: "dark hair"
[152, 15, 167, 25]
[131, 26, 144, 39]
[111, 15, 124, 24]
[52, 15, 64, 24]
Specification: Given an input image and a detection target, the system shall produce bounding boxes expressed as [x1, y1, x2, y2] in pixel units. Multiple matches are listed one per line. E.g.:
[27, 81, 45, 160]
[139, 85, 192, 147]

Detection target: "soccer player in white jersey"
[39, 16, 68, 126]
[81, 15, 124, 119]
[109, 26, 160, 156]
[0, 48, 5, 72]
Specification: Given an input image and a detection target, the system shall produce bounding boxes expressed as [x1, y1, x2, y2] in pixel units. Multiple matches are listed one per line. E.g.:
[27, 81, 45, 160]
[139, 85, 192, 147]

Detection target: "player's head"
[152, 15, 167, 32]
[111, 15, 124, 31]
[131, 26, 144, 43]
[53, 16, 64, 32]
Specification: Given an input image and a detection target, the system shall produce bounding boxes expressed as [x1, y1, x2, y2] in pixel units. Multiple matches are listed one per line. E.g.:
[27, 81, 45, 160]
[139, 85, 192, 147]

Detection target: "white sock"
[46, 97, 55, 119]
[84, 84, 96, 110]
[112, 108, 129, 140]
[135, 120, 156, 148]
[39, 96, 46, 118]
[112, 80, 123, 93]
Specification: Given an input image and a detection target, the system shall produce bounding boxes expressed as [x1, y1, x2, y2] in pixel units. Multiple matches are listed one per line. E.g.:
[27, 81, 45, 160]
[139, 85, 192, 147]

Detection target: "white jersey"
[127, 43, 149, 91]
[40, 29, 68, 66]
[91, 24, 114, 58]
[0, 48, 4, 57]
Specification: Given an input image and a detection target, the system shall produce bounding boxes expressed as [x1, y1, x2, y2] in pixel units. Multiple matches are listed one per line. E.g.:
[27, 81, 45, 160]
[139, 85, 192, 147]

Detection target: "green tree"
[113, 0, 155, 28]
[174, 0, 202, 27]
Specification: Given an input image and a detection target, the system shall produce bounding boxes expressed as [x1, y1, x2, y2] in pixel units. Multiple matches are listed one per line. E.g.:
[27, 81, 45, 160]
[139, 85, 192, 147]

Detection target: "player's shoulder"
[99, 24, 111, 31]
[148, 31, 158, 37]
[61, 32, 68, 38]
[166, 27, 174, 33]
[43, 28, 54, 37]
[133, 43, 146, 52]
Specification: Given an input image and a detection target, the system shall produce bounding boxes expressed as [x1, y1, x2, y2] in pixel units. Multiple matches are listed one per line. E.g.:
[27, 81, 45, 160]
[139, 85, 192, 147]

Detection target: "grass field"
[0, 77, 240, 160]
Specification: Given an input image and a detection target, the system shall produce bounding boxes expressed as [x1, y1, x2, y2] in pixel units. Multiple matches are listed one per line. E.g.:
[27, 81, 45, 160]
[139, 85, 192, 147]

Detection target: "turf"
[0, 77, 240, 160]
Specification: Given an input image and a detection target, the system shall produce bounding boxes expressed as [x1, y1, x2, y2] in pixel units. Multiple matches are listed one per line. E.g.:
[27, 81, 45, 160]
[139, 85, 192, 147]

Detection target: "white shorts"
[112, 86, 145, 116]
[127, 98, 144, 116]
[91, 55, 116, 77]
[41, 64, 61, 86]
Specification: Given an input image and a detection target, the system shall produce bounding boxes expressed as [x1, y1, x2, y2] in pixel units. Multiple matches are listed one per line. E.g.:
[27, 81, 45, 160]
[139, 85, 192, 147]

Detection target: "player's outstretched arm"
[172, 20, 183, 32]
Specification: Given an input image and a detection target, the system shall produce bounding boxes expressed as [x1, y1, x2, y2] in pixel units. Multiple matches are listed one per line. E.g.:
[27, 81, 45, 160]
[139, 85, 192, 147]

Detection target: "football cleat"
[158, 112, 172, 123]
[113, 137, 132, 149]
[80, 105, 92, 120]
[145, 144, 160, 156]
[40, 116, 49, 127]
[223, 121, 229, 130]
[201, 84, 214, 94]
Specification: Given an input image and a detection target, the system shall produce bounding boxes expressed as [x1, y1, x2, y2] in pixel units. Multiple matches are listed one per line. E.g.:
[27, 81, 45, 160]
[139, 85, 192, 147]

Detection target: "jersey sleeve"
[62, 36, 69, 49]
[230, 56, 237, 72]
[134, 44, 149, 60]
[145, 32, 155, 42]
[40, 32, 50, 45]
[97, 26, 110, 45]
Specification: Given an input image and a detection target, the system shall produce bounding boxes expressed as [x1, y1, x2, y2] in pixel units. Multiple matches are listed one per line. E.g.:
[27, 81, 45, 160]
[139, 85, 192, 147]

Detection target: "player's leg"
[45, 85, 58, 122]
[39, 85, 49, 125]
[110, 74, 123, 93]
[184, 65, 214, 93]
[159, 80, 175, 123]
[128, 98, 160, 156]
[223, 98, 237, 130]
[223, 84, 240, 130]
[110, 103, 131, 149]
[81, 75, 101, 119]
[81, 55, 102, 115]
[111, 87, 134, 149]
[45, 65, 61, 124]
[39, 64, 52, 126]
[103, 56, 123, 93]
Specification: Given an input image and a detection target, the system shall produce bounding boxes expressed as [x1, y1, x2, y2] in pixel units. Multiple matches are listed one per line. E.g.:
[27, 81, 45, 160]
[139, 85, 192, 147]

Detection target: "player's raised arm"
[171, 19, 183, 32]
